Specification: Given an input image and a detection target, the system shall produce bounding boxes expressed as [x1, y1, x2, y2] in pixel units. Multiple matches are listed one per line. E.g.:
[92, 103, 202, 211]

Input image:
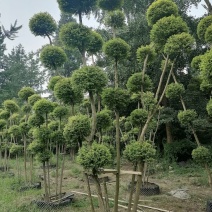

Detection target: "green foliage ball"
[192, 146, 211, 164]
[29, 12, 57, 37]
[3, 100, 19, 113]
[72, 66, 108, 94]
[191, 55, 203, 73]
[87, 31, 103, 55]
[96, 110, 112, 131]
[19, 122, 30, 135]
[57, 0, 97, 15]
[63, 114, 90, 146]
[197, 15, 212, 41]
[18, 87, 35, 101]
[28, 94, 42, 106]
[22, 104, 31, 114]
[77, 142, 112, 174]
[33, 125, 51, 143]
[103, 38, 130, 61]
[150, 15, 189, 50]
[8, 125, 21, 137]
[98, 0, 123, 11]
[164, 32, 195, 57]
[48, 76, 63, 91]
[105, 10, 125, 28]
[205, 24, 212, 44]
[0, 119, 7, 130]
[127, 72, 153, 93]
[40, 45, 67, 70]
[102, 88, 130, 112]
[10, 144, 23, 156]
[53, 105, 69, 119]
[130, 109, 148, 127]
[54, 78, 83, 105]
[36, 150, 52, 163]
[27, 140, 43, 155]
[0, 110, 10, 119]
[137, 44, 156, 63]
[146, 0, 178, 26]
[33, 99, 54, 116]
[166, 83, 185, 99]
[177, 109, 198, 127]
[142, 91, 157, 111]
[123, 141, 156, 164]
[59, 22, 91, 53]
[28, 114, 45, 127]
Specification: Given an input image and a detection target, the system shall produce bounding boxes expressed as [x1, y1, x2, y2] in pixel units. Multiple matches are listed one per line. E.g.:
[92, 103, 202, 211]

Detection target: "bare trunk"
[114, 111, 120, 212]
[24, 135, 27, 182]
[43, 162, 49, 202]
[166, 123, 173, 143]
[56, 143, 59, 196]
[85, 173, 96, 212]
[115, 60, 118, 88]
[59, 150, 66, 197]
[103, 177, 110, 212]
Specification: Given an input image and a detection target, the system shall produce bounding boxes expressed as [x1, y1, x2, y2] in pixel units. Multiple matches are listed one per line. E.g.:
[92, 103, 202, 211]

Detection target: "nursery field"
[0, 157, 211, 212]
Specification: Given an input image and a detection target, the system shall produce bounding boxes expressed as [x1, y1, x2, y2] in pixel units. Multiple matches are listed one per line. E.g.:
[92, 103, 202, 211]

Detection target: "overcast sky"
[0, 0, 207, 54]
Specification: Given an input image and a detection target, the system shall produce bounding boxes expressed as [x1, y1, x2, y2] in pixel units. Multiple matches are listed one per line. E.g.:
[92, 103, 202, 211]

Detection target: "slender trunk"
[24, 135, 27, 182]
[79, 11, 82, 25]
[132, 163, 143, 212]
[127, 164, 137, 212]
[71, 104, 75, 116]
[103, 177, 110, 212]
[59, 149, 66, 197]
[47, 161, 51, 198]
[30, 155, 33, 183]
[82, 50, 86, 66]
[112, 26, 116, 38]
[205, 163, 212, 189]
[92, 54, 95, 65]
[191, 127, 201, 147]
[56, 143, 59, 196]
[114, 60, 118, 88]
[92, 174, 106, 212]
[166, 123, 173, 143]
[85, 173, 96, 212]
[46, 34, 52, 45]
[43, 162, 49, 202]
[88, 92, 97, 144]
[114, 111, 120, 212]
[97, 94, 101, 112]
[155, 56, 169, 100]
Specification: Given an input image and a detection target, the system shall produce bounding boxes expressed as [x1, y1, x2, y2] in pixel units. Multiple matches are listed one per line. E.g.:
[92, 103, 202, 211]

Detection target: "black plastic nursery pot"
[128, 181, 160, 196]
[32, 193, 74, 209]
[19, 182, 41, 192]
[206, 200, 212, 212]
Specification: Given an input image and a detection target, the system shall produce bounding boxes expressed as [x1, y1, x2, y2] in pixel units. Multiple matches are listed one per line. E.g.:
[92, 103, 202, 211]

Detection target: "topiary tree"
[206, 99, 212, 116]
[72, 66, 108, 142]
[166, 83, 185, 99]
[123, 141, 156, 212]
[18, 87, 35, 102]
[192, 146, 212, 188]
[103, 38, 130, 87]
[33, 99, 54, 127]
[54, 77, 83, 115]
[78, 142, 112, 211]
[59, 22, 92, 65]
[29, 12, 57, 44]
[98, 0, 123, 11]
[48, 76, 63, 91]
[57, 0, 97, 24]
[28, 94, 42, 106]
[197, 15, 212, 41]
[105, 10, 125, 38]
[102, 87, 130, 210]
[40, 45, 67, 74]
[146, 0, 178, 26]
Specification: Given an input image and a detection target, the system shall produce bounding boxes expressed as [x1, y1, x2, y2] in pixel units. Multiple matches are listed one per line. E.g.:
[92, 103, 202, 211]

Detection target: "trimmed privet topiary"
[130, 109, 148, 127]
[28, 94, 42, 106]
[164, 32, 195, 58]
[146, 0, 178, 26]
[127, 73, 153, 93]
[3, 100, 19, 114]
[48, 76, 63, 91]
[63, 114, 90, 146]
[177, 109, 198, 127]
[105, 10, 125, 29]
[29, 12, 57, 37]
[77, 142, 112, 174]
[142, 91, 157, 111]
[197, 15, 212, 41]
[191, 55, 203, 72]
[103, 38, 130, 61]
[96, 110, 112, 131]
[192, 146, 212, 164]
[54, 78, 83, 105]
[123, 141, 156, 165]
[98, 0, 123, 11]
[206, 99, 212, 116]
[166, 83, 185, 99]
[28, 114, 45, 127]
[150, 15, 189, 50]
[87, 31, 103, 55]
[0, 110, 10, 120]
[33, 99, 54, 117]
[137, 44, 156, 63]
[102, 88, 130, 112]
[18, 87, 35, 102]
[72, 66, 108, 94]
[40, 45, 67, 70]
[205, 24, 212, 44]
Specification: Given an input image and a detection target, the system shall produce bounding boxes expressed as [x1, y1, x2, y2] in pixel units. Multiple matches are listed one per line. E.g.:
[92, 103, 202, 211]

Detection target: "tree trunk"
[103, 177, 110, 212]
[114, 60, 118, 88]
[166, 123, 173, 143]
[56, 143, 59, 197]
[132, 163, 143, 212]
[85, 173, 96, 212]
[59, 150, 66, 197]
[23, 134, 27, 182]
[88, 92, 97, 144]
[43, 162, 49, 202]
[114, 111, 120, 212]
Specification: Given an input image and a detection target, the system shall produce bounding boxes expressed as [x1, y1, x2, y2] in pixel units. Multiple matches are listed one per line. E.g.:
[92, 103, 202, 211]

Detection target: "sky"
[0, 0, 207, 54]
